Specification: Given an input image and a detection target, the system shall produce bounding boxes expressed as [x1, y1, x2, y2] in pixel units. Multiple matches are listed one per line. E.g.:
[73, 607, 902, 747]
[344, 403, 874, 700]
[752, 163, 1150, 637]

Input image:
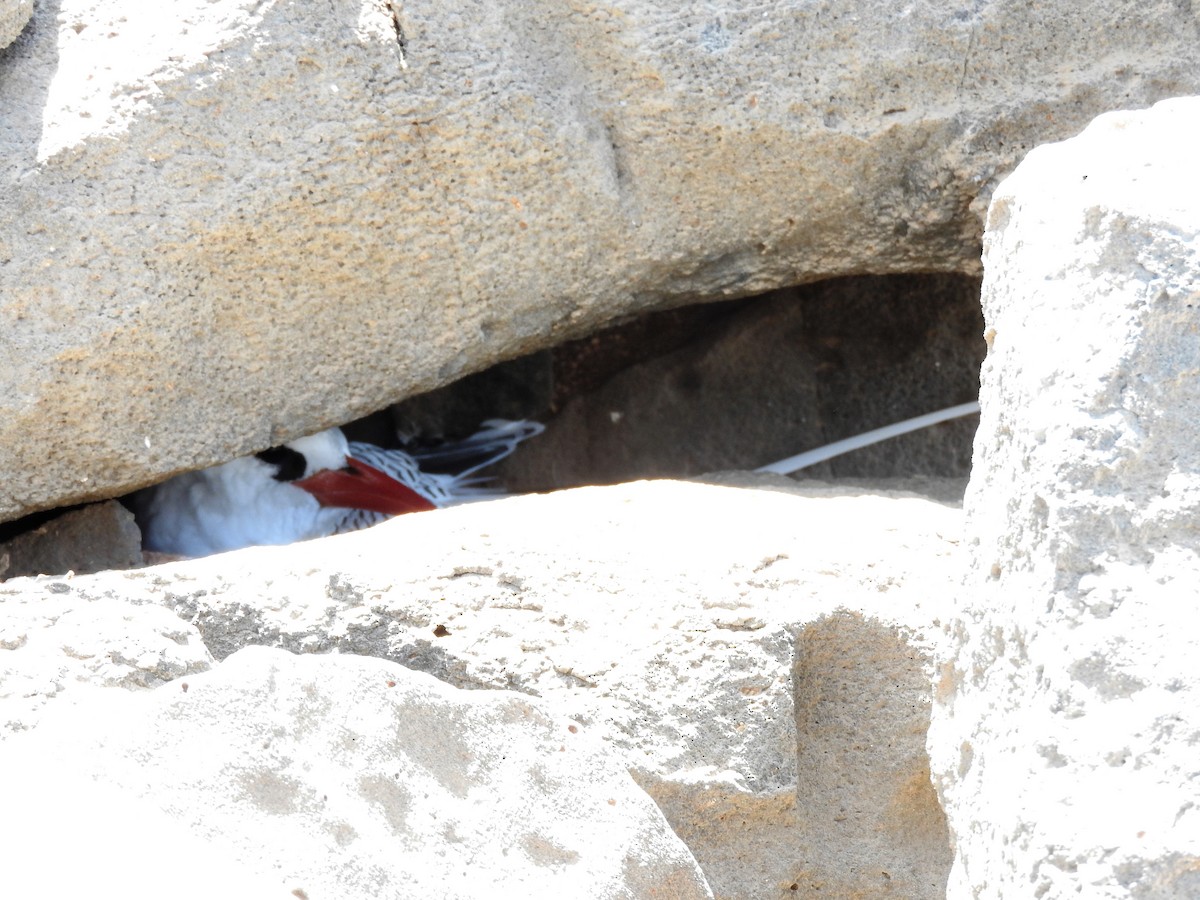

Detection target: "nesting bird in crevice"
[130, 420, 542, 558]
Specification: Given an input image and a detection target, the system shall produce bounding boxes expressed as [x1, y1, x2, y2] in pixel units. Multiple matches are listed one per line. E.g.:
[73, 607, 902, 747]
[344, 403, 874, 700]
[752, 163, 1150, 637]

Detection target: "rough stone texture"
[0, 583, 212, 737]
[792, 613, 952, 894]
[0, 646, 711, 899]
[0, 0, 30, 49]
[0, 477, 960, 898]
[3, 0, 1199, 520]
[0, 499, 145, 579]
[929, 96, 1200, 898]
[500, 274, 983, 490]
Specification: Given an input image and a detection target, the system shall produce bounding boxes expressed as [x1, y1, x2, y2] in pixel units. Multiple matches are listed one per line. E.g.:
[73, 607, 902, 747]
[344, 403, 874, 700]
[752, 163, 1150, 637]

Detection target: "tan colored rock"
[1, 477, 962, 897]
[3, 0, 1200, 519]
[790, 613, 952, 896]
[930, 97, 1200, 897]
[1, 646, 712, 898]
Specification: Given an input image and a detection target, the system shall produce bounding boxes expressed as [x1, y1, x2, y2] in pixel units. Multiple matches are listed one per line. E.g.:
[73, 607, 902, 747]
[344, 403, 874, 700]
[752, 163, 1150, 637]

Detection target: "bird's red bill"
[294, 456, 437, 515]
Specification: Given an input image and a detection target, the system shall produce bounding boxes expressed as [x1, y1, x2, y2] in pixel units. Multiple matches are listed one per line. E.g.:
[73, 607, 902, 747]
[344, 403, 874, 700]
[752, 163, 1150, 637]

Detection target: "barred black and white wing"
[335, 419, 544, 534]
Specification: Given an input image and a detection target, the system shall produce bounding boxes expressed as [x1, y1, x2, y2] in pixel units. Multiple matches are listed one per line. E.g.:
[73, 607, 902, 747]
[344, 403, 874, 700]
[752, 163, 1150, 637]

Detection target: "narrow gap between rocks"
[0, 271, 983, 580]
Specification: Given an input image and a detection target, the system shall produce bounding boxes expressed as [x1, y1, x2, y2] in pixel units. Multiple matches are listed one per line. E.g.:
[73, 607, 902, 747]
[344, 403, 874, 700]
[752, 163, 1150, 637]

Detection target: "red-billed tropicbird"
[131, 420, 542, 557]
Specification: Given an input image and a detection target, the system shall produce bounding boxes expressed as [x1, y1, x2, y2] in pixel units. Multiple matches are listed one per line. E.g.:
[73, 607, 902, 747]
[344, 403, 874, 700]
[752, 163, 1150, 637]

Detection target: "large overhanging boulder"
[2, 0, 1199, 520]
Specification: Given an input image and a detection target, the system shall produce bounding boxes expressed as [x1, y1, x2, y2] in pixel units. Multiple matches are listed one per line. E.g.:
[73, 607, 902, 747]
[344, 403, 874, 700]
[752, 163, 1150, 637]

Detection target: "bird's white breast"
[135, 453, 344, 556]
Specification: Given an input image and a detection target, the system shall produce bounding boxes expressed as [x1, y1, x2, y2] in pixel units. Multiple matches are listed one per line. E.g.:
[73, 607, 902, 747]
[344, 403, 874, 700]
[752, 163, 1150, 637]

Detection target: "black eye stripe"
[255, 445, 308, 482]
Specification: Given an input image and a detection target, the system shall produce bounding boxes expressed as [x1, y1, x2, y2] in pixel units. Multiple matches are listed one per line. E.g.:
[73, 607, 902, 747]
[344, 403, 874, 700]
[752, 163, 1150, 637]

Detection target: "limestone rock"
[929, 96, 1200, 897]
[0, 0, 30, 49]
[3, 0, 1200, 520]
[1, 477, 962, 898]
[0, 645, 711, 899]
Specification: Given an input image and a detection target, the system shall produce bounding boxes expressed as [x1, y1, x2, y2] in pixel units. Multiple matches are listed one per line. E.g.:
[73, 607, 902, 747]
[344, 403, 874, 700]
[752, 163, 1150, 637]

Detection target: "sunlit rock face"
[3, 0, 1199, 519]
[930, 96, 1200, 899]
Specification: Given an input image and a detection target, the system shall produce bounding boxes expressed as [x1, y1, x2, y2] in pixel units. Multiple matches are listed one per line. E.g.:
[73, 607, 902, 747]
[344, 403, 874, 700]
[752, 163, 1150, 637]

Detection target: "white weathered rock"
[1, 477, 962, 898]
[0, 0, 30, 49]
[0, 581, 212, 737]
[0, 645, 711, 898]
[2, 0, 1199, 518]
[930, 96, 1200, 898]
[2, 772, 307, 900]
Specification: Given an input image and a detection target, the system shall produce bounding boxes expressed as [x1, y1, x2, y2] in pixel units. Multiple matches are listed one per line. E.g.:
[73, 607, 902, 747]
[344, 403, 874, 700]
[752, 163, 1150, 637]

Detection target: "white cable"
[754, 401, 981, 475]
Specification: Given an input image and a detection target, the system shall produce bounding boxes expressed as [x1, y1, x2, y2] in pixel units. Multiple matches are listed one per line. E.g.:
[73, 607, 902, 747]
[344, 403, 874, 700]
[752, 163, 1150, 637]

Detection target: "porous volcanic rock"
[0, 500, 144, 579]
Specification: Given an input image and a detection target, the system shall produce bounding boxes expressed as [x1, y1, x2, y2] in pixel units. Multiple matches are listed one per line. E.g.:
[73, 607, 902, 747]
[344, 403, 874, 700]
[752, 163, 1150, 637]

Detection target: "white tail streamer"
[755, 401, 980, 475]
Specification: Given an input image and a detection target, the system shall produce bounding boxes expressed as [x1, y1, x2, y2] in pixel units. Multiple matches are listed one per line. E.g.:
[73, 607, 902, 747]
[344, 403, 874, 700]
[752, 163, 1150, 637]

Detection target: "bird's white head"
[282, 429, 350, 480]
[275, 428, 436, 516]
